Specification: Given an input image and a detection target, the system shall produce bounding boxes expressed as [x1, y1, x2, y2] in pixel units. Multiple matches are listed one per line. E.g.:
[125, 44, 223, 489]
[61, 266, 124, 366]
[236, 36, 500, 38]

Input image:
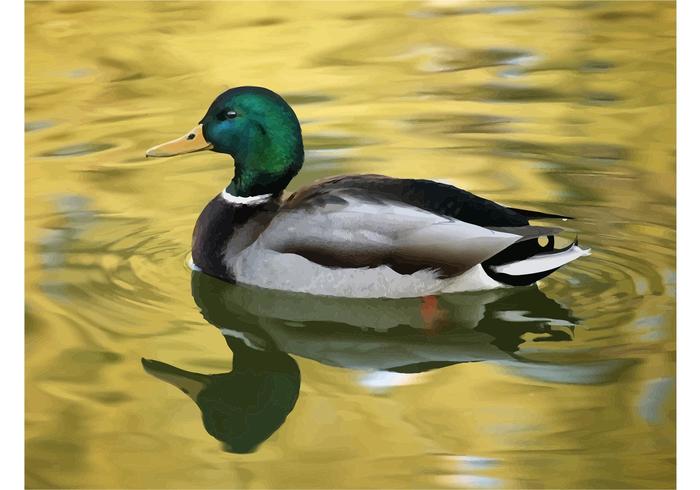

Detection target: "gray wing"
[256, 193, 561, 278]
[283, 174, 571, 227]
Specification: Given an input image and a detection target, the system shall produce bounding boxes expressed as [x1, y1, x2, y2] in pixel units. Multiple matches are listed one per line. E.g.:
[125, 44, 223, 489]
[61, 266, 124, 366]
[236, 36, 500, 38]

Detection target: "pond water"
[26, 1, 675, 488]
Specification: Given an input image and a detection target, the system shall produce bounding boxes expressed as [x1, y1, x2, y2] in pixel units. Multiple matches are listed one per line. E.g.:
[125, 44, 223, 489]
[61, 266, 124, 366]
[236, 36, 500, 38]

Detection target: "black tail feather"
[508, 207, 574, 221]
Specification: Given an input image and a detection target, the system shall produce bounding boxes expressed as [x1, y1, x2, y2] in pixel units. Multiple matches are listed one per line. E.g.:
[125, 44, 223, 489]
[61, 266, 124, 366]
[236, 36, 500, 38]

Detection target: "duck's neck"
[225, 170, 284, 198]
[224, 148, 303, 198]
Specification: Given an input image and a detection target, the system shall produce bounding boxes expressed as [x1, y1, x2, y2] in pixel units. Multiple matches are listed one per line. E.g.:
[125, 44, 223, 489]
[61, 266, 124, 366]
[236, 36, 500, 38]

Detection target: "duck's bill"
[146, 124, 213, 157]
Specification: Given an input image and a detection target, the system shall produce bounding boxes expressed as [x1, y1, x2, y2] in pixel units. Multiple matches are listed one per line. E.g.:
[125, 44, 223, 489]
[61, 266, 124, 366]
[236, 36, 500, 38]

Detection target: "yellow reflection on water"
[26, 1, 675, 488]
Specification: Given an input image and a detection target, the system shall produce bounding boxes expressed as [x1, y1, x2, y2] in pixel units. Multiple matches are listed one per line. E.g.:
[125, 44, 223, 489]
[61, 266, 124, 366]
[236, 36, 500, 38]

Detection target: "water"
[26, 1, 675, 488]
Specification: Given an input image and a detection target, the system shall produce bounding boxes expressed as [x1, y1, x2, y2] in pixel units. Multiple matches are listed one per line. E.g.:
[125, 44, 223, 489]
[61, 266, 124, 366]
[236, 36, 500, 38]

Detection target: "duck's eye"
[217, 110, 237, 120]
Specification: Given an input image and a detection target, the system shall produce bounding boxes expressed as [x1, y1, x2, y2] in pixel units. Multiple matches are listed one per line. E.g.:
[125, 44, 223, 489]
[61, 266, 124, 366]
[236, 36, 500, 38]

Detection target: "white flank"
[493, 244, 591, 276]
[220, 190, 272, 205]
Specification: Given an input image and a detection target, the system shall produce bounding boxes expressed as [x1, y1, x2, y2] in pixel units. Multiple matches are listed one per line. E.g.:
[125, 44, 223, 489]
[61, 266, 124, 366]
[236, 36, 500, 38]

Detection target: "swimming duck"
[146, 86, 590, 298]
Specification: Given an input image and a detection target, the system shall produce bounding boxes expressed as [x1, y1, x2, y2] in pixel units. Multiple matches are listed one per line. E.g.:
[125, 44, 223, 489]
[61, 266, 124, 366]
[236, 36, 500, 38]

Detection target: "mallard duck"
[146, 86, 590, 298]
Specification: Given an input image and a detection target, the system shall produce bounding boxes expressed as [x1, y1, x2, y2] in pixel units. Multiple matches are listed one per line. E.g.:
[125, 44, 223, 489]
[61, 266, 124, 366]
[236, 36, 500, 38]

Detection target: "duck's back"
[283, 174, 541, 227]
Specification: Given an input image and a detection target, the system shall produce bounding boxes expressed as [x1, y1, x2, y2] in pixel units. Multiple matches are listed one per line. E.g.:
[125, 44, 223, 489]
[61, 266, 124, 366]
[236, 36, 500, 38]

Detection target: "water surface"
[26, 1, 675, 488]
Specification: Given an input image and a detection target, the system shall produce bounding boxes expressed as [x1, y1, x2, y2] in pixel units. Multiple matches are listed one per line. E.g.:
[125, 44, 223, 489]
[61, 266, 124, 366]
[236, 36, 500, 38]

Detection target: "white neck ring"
[220, 190, 273, 205]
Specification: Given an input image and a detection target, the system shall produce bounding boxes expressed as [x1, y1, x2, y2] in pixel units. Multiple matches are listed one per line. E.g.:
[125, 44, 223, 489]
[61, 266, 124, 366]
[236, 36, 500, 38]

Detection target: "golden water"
[26, 1, 675, 488]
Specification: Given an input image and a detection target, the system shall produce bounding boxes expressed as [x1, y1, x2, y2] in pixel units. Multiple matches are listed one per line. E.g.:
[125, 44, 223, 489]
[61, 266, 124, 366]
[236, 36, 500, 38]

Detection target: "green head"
[146, 86, 304, 197]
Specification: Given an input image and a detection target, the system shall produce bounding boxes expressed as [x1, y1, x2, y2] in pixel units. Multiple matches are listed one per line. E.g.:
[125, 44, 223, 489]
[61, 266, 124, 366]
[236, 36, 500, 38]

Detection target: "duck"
[146, 86, 590, 298]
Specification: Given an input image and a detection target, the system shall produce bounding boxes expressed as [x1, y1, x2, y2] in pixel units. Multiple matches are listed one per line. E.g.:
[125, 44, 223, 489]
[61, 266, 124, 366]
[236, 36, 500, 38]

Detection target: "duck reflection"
[142, 336, 300, 454]
[190, 271, 577, 370]
[143, 271, 578, 453]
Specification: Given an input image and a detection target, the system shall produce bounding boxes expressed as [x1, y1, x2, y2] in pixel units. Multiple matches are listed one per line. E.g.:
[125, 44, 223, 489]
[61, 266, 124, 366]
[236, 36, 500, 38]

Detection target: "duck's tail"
[482, 236, 591, 286]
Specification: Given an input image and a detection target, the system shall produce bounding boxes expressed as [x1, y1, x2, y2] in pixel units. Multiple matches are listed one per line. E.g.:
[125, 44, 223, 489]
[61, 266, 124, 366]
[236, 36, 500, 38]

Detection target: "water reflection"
[143, 271, 632, 453]
[143, 337, 300, 454]
[189, 271, 577, 369]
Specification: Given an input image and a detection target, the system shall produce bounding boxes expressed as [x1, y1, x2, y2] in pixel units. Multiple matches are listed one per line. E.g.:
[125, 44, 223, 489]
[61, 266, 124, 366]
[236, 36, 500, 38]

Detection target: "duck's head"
[146, 86, 304, 197]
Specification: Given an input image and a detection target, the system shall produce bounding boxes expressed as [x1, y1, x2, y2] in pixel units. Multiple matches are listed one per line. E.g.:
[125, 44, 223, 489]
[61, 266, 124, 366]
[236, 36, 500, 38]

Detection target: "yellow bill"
[146, 124, 213, 157]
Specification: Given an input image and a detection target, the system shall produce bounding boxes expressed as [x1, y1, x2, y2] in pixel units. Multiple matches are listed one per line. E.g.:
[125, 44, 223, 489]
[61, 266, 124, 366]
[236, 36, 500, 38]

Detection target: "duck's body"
[148, 86, 589, 298]
[191, 174, 588, 298]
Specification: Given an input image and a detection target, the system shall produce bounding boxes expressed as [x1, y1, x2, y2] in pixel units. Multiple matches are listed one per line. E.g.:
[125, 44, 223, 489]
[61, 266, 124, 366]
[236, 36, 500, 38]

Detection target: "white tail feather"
[492, 244, 591, 276]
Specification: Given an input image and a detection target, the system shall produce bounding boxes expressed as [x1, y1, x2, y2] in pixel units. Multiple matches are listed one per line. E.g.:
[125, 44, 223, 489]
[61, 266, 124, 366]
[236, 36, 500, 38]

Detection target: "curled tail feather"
[482, 237, 591, 286]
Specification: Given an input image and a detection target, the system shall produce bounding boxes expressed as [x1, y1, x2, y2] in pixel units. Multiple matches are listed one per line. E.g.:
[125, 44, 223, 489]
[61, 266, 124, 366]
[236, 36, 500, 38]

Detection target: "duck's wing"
[283, 174, 529, 226]
[256, 175, 564, 278]
[284, 174, 570, 226]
